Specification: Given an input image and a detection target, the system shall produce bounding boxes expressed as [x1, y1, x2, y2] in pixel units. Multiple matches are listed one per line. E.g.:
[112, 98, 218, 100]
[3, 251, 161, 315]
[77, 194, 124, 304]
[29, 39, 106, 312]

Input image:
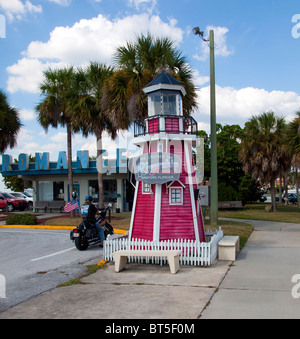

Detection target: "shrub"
[218, 182, 241, 202]
[6, 214, 37, 225]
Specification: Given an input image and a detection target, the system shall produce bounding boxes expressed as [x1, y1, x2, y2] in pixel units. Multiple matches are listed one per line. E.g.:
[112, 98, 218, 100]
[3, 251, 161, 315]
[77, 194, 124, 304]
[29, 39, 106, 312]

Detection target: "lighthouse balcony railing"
[134, 115, 198, 137]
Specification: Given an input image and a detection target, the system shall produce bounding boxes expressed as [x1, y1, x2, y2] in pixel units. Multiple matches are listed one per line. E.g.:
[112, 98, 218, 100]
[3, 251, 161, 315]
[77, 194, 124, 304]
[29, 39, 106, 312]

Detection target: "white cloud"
[197, 121, 210, 132]
[5, 128, 35, 159]
[0, 0, 42, 21]
[7, 58, 67, 93]
[23, 14, 182, 64]
[192, 68, 209, 87]
[7, 13, 183, 94]
[194, 85, 300, 131]
[0, 0, 72, 21]
[48, 0, 72, 6]
[77, 130, 135, 159]
[50, 132, 67, 143]
[193, 25, 234, 62]
[19, 108, 35, 121]
[127, 0, 157, 13]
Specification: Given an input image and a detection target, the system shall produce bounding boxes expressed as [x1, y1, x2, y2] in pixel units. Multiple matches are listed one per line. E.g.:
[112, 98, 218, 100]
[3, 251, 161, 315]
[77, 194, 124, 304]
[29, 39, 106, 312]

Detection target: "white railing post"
[104, 228, 223, 267]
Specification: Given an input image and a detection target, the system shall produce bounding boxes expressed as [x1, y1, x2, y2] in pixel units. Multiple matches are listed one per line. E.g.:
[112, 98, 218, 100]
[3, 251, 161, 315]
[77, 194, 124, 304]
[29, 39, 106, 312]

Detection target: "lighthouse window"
[170, 187, 183, 205]
[148, 91, 179, 116]
[142, 182, 152, 194]
[148, 93, 162, 116]
[163, 93, 177, 116]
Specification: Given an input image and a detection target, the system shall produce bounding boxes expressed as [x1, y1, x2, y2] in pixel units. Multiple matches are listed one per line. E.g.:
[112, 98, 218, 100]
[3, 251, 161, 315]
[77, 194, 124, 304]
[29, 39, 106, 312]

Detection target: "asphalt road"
[0, 228, 103, 312]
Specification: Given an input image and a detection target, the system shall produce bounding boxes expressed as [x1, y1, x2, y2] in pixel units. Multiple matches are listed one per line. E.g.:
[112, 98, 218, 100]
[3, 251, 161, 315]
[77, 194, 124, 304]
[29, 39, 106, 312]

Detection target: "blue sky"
[0, 0, 300, 190]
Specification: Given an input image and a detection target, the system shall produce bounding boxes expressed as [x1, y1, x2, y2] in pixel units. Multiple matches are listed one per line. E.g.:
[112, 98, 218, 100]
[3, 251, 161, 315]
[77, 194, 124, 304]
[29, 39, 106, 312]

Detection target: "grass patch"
[207, 220, 254, 250]
[44, 204, 299, 252]
[57, 262, 107, 287]
[42, 213, 132, 230]
[44, 212, 255, 250]
[218, 203, 300, 224]
[58, 278, 91, 287]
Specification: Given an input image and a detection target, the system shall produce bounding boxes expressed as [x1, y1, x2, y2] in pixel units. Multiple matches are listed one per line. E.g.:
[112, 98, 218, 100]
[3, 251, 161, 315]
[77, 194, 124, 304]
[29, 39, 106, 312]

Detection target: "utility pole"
[193, 27, 218, 226]
[209, 30, 218, 227]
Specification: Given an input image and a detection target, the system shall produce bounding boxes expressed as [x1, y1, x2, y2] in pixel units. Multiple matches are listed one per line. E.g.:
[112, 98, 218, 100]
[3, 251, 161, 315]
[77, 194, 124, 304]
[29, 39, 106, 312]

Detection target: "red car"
[0, 192, 28, 212]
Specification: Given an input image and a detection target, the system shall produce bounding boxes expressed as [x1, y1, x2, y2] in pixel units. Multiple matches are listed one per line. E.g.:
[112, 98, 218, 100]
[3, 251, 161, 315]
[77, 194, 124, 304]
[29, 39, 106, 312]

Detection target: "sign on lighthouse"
[129, 71, 206, 243]
[133, 152, 182, 184]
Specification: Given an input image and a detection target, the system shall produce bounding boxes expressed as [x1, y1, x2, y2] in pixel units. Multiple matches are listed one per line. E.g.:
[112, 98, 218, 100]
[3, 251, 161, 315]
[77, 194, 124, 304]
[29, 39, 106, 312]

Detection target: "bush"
[239, 174, 261, 204]
[218, 182, 241, 202]
[6, 214, 37, 225]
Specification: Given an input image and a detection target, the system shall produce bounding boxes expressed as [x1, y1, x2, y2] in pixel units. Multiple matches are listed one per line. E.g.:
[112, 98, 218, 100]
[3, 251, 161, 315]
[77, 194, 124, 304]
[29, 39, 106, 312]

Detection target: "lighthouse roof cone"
[129, 71, 206, 244]
[143, 71, 187, 96]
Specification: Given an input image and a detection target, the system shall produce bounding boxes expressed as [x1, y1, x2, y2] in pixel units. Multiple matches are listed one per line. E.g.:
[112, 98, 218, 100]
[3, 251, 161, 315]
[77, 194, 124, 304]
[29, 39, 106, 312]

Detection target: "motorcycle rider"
[85, 195, 105, 247]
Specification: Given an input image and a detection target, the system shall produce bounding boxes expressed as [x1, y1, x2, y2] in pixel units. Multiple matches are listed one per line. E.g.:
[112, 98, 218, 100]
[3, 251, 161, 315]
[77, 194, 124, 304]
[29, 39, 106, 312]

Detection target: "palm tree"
[0, 89, 22, 153]
[239, 112, 286, 211]
[73, 63, 117, 208]
[276, 121, 291, 205]
[286, 112, 300, 208]
[36, 67, 79, 202]
[105, 33, 198, 129]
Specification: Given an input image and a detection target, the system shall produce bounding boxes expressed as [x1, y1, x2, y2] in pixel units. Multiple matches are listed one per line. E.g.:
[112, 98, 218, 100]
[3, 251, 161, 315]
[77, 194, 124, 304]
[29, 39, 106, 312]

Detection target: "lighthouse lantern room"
[129, 71, 206, 243]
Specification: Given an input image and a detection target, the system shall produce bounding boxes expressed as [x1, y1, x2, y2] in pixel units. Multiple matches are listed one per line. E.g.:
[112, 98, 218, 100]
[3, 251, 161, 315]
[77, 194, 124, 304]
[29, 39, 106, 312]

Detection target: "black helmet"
[72, 192, 77, 198]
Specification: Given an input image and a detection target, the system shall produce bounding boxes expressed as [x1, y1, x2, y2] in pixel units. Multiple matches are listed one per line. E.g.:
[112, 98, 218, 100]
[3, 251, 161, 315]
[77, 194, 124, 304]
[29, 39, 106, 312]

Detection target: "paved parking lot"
[0, 228, 103, 312]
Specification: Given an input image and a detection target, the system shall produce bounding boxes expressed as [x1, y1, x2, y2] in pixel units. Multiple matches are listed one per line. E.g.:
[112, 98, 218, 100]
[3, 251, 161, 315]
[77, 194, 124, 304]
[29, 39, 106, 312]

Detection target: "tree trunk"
[96, 132, 104, 209]
[296, 167, 300, 209]
[283, 171, 288, 198]
[67, 123, 73, 203]
[270, 179, 277, 212]
[279, 169, 282, 206]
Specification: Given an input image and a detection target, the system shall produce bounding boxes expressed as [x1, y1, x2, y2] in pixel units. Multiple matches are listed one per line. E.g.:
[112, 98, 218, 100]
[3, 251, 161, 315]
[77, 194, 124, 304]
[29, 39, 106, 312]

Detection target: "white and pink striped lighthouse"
[129, 72, 206, 243]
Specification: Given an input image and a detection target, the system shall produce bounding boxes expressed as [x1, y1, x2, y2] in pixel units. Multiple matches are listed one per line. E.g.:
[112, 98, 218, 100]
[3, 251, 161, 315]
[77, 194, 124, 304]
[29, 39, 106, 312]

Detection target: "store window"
[53, 182, 64, 200]
[88, 180, 117, 202]
[38, 181, 64, 201]
[38, 181, 52, 201]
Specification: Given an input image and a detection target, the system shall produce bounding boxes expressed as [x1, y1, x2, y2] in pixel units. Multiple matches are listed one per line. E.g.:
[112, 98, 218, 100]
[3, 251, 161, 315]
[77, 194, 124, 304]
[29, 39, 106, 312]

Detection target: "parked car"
[286, 193, 298, 204]
[10, 192, 33, 210]
[23, 191, 33, 198]
[0, 195, 6, 211]
[258, 195, 267, 202]
[0, 192, 28, 212]
[276, 193, 299, 204]
[24, 188, 33, 196]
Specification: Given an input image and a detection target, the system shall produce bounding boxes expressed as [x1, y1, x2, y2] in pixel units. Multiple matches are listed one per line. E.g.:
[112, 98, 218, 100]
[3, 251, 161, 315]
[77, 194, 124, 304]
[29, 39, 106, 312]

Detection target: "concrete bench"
[49, 200, 65, 213]
[218, 201, 243, 209]
[112, 250, 182, 274]
[218, 236, 240, 261]
[34, 201, 49, 213]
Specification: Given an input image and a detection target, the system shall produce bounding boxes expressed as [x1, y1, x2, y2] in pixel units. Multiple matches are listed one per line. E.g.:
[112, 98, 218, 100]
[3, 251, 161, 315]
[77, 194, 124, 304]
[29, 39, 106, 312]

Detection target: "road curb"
[0, 225, 128, 234]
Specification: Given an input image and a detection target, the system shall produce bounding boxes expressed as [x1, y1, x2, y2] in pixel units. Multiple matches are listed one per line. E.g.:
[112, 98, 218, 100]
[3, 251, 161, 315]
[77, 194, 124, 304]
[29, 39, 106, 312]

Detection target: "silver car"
[10, 192, 33, 210]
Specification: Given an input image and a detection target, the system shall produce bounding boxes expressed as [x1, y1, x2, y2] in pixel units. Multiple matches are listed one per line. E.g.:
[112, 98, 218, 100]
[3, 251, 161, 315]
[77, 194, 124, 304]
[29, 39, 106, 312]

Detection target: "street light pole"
[193, 27, 218, 226]
[208, 30, 218, 227]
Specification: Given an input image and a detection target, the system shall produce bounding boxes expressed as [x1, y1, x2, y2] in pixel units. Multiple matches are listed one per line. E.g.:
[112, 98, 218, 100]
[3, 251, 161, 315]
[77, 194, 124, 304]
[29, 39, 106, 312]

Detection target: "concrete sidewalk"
[0, 260, 230, 319]
[201, 219, 300, 319]
[0, 219, 299, 319]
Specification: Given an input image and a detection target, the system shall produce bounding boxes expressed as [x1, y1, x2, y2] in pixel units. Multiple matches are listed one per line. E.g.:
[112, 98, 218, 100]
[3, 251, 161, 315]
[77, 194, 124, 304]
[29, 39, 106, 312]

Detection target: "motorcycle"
[70, 203, 114, 251]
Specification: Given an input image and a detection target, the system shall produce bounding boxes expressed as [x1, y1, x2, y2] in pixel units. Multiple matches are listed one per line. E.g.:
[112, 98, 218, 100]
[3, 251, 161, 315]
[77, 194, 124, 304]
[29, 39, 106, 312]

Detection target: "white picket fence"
[104, 228, 223, 267]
